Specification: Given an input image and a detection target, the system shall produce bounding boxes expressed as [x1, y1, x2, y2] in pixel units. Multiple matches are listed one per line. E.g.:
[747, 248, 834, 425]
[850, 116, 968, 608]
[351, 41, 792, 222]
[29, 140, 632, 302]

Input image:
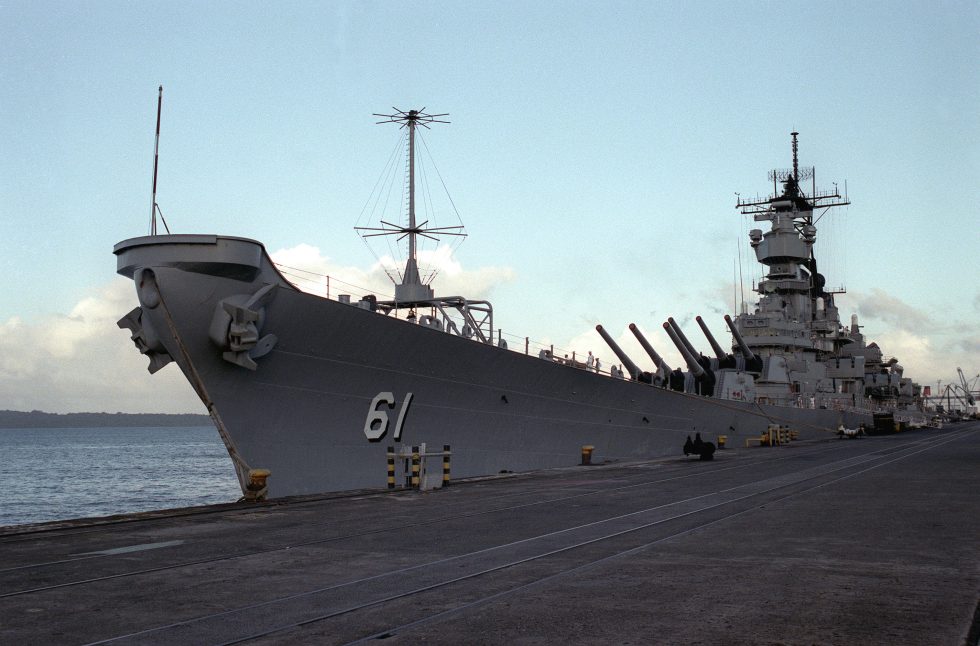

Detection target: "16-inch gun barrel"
[667, 317, 702, 360]
[663, 321, 705, 377]
[595, 324, 641, 380]
[628, 323, 670, 373]
[696, 315, 727, 360]
[724, 314, 757, 362]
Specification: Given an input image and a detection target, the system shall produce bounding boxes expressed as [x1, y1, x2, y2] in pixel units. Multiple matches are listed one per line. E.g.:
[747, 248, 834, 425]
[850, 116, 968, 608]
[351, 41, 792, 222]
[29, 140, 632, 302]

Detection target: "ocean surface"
[0, 426, 241, 527]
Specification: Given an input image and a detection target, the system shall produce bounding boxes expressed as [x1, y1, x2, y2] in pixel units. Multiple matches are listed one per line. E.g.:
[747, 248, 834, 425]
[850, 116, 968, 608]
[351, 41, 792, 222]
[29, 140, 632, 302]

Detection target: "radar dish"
[769, 167, 814, 182]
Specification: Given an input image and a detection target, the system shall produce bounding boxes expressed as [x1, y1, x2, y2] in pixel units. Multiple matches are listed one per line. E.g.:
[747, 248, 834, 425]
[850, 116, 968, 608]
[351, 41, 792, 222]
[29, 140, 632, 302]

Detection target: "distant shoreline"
[0, 410, 211, 429]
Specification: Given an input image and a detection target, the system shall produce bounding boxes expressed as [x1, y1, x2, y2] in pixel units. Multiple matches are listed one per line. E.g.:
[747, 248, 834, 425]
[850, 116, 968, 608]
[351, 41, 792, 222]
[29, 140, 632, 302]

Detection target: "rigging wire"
[385, 132, 408, 280]
[355, 133, 406, 283]
[418, 129, 467, 256]
[842, 203, 848, 292]
[415, 149, 438, 284]
[354, 134, 403, 229]
[737, 212, 747, 314]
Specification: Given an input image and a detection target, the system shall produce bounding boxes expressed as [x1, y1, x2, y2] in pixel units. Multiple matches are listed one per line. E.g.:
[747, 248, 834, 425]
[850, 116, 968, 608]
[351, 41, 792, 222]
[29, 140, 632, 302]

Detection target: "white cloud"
[854, 288, 931, 331]
[270, 243, 515, 302]
[270, 243, 388, 299]
[0, 279, 204, 414]
[827, 289, 977, 387]
[863, 328, 932, 372]
[1, 247, 516, 414]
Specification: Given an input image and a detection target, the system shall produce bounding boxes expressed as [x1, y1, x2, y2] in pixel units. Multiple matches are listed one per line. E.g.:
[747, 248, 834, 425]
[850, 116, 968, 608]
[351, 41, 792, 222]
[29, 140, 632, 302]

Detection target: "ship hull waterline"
[116, 235, 870, 498]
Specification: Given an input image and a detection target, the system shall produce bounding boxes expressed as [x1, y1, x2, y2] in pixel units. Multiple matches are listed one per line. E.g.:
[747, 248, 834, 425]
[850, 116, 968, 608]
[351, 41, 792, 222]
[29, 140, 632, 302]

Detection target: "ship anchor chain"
[209, 283, 279, 370]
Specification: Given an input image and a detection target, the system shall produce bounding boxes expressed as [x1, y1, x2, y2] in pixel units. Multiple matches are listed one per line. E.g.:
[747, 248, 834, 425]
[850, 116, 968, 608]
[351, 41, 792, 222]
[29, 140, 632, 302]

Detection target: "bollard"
[442, 444, 451, 487]
[581, 445, 595, 465]
[717, 435, 727, 449]
[244, 468, 271, 502]
[778, 426, 790, 445]
[767, 424, 779, 446]
[411, 446, 421, 489]
[386, 446, 395, 489]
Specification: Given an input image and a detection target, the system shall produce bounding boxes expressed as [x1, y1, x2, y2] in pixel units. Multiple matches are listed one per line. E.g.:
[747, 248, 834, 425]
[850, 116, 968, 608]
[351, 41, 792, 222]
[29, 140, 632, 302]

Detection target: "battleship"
[115, 108, 924, 498]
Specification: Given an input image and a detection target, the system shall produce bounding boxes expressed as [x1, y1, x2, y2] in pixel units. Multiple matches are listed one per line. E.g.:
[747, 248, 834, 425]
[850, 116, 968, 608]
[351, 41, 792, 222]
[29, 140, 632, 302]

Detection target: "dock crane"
[956, 367, 977, 406]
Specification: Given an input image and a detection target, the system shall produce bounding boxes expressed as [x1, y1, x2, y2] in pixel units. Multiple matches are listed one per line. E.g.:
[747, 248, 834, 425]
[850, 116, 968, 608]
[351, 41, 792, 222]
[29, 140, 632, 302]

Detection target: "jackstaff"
[150, 85, 163, 235]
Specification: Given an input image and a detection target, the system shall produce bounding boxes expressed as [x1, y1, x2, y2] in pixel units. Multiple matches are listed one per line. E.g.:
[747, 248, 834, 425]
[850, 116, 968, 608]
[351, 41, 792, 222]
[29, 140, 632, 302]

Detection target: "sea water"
[0, 426, 241, 527]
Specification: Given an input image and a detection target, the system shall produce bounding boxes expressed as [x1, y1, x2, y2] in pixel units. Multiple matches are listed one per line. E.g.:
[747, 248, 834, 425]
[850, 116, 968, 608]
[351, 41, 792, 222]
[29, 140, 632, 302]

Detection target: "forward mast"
[355, 109, 496, 345]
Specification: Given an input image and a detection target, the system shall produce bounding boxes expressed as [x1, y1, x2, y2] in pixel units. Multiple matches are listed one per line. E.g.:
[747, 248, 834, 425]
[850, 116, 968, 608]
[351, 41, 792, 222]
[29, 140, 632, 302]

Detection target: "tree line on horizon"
[0, 409, 211, 429]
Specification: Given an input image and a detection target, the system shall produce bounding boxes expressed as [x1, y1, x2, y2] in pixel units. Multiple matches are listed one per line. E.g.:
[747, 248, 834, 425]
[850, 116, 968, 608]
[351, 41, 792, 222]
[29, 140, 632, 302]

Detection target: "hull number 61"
[363, 392, 414, 442]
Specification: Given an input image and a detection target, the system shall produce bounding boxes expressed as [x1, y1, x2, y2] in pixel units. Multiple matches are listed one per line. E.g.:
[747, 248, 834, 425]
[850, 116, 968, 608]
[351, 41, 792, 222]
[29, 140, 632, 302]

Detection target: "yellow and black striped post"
[442, 445, 451, 487]
[386, 446, 395, 489]
[410, 446, 421, 489]
[778, 426, 791, 445]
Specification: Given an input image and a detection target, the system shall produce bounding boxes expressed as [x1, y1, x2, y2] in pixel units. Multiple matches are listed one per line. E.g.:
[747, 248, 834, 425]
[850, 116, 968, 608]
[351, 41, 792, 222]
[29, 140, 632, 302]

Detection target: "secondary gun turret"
[595, 324, 651, 383]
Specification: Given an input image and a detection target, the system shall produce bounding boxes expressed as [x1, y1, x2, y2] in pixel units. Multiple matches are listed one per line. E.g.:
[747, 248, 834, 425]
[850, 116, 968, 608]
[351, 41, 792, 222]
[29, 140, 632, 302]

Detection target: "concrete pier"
[2, 423, 978, 645]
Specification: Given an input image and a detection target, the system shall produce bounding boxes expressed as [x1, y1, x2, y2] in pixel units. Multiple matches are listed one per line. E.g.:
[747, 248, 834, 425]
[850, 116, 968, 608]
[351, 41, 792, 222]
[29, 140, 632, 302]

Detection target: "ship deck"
[3, 422, 979, 645]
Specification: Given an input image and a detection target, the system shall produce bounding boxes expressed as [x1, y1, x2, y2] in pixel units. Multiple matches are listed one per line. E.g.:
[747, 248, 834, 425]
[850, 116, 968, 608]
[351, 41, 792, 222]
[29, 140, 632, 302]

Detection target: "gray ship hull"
[117, 235, 870, 498]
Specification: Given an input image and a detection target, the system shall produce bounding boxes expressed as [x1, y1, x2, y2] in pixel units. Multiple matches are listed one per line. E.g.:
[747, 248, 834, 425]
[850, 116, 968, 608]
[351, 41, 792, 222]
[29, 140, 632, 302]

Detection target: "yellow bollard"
[244, 468, 271, 502]
[581, 445, 595, 465]
[766, 424, 780, 446]
[717, 435, 727, 449]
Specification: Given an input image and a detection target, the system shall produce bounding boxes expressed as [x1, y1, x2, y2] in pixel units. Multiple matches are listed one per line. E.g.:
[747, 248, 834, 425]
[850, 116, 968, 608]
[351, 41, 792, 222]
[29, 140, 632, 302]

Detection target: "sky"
[1, 1, 977, 413]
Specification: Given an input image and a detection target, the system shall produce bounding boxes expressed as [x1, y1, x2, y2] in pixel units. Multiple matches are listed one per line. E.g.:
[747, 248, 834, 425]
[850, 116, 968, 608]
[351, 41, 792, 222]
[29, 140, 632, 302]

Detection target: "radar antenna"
[740, 132, 848, 217]
[355, 108, 466, 303]
[791, 130, 800, 180]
